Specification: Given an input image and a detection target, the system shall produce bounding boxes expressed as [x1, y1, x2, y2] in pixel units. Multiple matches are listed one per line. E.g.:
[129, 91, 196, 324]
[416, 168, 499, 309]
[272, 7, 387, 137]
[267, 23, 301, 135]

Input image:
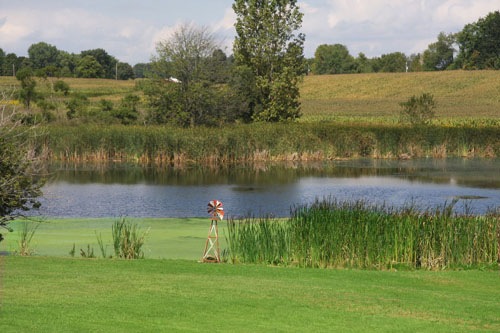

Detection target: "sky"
[1, 0, 499, 65]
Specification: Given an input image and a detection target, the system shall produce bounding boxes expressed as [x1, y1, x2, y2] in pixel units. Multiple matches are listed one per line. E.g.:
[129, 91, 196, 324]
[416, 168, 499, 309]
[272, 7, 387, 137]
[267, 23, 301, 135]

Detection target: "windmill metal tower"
[202, 200, 224, 263]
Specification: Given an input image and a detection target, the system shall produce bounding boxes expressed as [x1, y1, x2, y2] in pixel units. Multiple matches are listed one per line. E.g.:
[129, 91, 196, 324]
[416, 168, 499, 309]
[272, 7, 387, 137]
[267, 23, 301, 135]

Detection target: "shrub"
[399, 93, 436, 125]
[53, 80, 70, 96]
[112, 217, 148, 259]
[17, 221, 40, 256]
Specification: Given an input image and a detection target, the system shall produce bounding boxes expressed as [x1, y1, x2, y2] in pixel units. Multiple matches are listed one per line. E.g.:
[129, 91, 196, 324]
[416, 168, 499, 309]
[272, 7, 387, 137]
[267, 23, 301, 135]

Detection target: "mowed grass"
[1, 218, 500, 332]
[1, 256, 499, 332]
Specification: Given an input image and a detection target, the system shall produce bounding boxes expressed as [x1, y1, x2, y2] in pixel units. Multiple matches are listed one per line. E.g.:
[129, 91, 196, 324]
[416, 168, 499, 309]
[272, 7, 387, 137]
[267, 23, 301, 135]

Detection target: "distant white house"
[167, 77, 181, 83]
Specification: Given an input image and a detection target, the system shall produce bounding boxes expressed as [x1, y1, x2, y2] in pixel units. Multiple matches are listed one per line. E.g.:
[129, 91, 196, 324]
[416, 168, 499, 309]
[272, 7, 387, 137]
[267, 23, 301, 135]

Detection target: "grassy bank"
[27, 122, 500, 163]
[1, 256, 500, 332]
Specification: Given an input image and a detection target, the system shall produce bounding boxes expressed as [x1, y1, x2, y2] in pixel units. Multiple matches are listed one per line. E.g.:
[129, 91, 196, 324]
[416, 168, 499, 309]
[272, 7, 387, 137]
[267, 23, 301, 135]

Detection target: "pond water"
[37, 158, 500, 218]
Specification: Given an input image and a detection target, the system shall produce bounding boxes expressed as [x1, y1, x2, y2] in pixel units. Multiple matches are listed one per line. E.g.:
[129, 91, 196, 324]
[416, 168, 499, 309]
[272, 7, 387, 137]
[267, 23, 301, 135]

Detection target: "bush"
[112, 217, 148, 259]
[65, 94, 89, 119]
[53, 80, 70, 96]
[399, 93, 436, 125]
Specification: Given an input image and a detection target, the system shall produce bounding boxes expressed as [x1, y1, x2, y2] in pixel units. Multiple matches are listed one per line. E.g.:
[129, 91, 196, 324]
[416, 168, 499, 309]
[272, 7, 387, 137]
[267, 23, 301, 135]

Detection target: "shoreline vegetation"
[1, 70, 497, 164]
[227, 199, 500, 270]
[27, 121, 499, 164]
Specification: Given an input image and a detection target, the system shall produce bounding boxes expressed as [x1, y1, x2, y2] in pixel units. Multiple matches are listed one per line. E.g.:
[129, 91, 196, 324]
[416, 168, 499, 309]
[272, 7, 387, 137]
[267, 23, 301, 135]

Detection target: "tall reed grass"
[112, 217, 148, 259]
[226, 198, 499, 270]
[20, 122, 500, 164]
[17, 221, 40, 256]
[226, 217, 292, 265]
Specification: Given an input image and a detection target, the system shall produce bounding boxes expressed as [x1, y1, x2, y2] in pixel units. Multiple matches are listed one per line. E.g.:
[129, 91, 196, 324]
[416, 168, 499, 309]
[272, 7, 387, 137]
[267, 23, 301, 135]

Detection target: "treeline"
[311, 11, 500, 74]
[0, 44, 137, 80]
[1, 10, 499, 82]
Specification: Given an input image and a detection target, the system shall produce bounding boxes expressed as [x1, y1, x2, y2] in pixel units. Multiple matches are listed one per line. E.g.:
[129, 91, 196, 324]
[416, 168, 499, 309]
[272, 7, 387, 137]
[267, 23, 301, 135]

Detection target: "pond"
[37, 158, 500, 218]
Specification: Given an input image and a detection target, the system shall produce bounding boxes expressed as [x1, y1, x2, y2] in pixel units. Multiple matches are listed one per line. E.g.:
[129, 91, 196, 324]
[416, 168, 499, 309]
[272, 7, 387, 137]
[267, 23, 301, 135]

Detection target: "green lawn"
[1, 257, 499, 332]
[1, 218, 499, 332]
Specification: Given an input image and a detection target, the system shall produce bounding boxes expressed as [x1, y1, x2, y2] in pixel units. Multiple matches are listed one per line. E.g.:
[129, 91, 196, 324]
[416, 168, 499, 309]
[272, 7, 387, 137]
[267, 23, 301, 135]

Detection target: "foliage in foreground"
[0, 89, 45, 242]
[227, 199, 500, 270]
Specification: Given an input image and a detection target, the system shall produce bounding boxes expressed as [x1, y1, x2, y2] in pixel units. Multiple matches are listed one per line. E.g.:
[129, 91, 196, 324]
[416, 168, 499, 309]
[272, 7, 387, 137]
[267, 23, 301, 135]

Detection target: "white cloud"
[433, 0, 500, 26]
[213, 7, 236, 31]
[300, 0, 500, 57]
[0, 16, 33, 45]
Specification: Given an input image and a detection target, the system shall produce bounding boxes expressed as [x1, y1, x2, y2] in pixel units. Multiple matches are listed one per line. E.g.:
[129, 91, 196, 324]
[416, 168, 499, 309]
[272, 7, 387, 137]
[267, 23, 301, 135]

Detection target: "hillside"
[1, 70, 499, 123]
[300, 70, 500, 121]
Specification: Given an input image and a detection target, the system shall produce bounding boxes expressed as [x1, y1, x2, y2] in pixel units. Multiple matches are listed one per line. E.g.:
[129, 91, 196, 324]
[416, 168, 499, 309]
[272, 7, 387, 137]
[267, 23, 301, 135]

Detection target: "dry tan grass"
[299, 71, 500, 121]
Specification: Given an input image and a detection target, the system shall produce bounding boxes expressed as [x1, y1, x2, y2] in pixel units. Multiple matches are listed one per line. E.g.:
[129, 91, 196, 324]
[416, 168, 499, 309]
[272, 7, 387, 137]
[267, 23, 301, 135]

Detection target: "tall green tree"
[16, 67, 38, 109]
[133, 63, 152, 79]
[372, 52, 407, 72]
[146, 23, 231, 127]
[408, 53, 423, 72]
[27, 42, 59, 71]
[57, 51, 78, 77]
[312, 44, 355, 74]
[456, 11, 500, 69]
[116, 62, 135, 80]
[422, 32, 455, 71]
[2, 53, 18, 76]
[80, 48, 117, 78]
[354, 52, 373, 73]
[0, 48, 5, 76]
[232, 0, 306, 122]
[75, 55, 104, 78]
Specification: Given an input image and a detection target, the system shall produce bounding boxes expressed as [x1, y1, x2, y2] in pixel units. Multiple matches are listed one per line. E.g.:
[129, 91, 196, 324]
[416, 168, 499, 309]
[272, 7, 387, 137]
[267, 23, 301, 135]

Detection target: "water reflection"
[39, 158, 500, 218]
[47, 158, 500, 188]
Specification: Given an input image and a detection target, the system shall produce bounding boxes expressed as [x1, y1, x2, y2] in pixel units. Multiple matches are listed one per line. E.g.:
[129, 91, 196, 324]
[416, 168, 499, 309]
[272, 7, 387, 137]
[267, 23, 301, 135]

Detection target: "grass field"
[300, 71, 500, 122]
[1, 216, 498, 331]
[2, 70, 500, 122]
[1, 255, 500, 332]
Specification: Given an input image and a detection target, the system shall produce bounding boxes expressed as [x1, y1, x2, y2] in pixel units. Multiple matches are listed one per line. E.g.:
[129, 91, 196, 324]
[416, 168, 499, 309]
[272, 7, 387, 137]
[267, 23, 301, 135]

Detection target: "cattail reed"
[16, 122, 500, 165]
[226, 198, 499, 270]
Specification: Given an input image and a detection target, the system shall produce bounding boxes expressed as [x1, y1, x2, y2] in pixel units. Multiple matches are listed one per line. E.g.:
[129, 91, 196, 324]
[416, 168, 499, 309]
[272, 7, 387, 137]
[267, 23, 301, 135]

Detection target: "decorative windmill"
[202, 200, 224, 263]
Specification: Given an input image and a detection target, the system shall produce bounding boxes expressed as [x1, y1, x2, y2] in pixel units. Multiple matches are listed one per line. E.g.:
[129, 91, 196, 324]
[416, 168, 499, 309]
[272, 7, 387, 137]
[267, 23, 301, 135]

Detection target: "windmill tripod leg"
[202, 220, 220, 263]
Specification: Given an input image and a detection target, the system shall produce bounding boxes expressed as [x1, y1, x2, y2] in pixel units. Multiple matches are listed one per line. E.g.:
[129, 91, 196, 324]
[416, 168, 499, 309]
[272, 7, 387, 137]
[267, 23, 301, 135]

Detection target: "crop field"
[0, 76, 135, 102]
[300, 71, 500, 122]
